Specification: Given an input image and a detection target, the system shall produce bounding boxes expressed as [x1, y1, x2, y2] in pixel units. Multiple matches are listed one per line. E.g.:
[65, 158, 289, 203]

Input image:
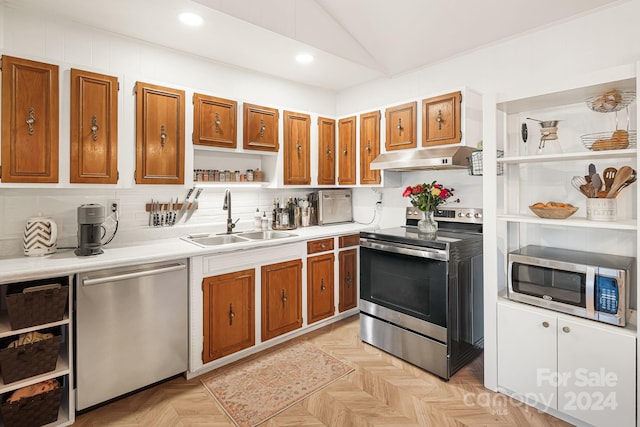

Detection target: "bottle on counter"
[254, 208, 262, 230]
[261, 212, 268, 230]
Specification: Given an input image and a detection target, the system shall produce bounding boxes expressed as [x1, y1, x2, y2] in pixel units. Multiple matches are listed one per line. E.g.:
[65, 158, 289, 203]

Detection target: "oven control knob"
[474, 212, 482, 218]
[458, 212, 464, 217]
[466, 213, 472, 218]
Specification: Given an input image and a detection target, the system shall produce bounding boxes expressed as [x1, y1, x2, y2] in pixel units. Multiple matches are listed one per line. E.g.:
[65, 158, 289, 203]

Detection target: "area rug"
[201, 340, 353, 427]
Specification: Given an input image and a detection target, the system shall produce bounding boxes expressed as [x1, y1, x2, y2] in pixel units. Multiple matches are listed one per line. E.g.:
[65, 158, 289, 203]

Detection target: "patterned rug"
[201, 340, 353, 427]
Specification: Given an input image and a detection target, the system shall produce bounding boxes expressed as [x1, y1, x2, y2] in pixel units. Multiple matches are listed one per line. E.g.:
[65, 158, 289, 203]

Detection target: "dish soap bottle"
[254, 208, 262, 230]
[261, 211, 268, 230]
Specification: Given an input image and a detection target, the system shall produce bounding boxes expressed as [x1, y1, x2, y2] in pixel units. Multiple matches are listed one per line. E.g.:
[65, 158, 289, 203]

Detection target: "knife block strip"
[145, 203, 197, 212]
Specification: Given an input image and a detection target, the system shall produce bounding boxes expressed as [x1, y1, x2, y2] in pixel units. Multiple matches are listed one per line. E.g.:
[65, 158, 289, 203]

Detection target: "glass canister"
[247, 169, 254, 181]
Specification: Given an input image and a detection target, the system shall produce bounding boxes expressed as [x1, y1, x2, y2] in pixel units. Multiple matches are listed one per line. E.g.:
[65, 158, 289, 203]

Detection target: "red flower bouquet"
[402, 181, 455, 212]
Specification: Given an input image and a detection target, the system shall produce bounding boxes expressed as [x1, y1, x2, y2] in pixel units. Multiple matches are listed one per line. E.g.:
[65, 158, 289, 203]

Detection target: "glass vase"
[417, 211, 438, 238]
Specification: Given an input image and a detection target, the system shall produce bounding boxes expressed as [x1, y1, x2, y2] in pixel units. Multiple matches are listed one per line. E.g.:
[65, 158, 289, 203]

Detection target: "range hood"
[369, 146, 475, 171]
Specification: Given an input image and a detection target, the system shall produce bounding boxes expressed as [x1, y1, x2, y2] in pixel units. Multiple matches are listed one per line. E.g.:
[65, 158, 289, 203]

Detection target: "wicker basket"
[1, 384, 62, 427]
[529, 205, 578, 219]
[5, 284, 68, 330]
[0, 333, 62, 384]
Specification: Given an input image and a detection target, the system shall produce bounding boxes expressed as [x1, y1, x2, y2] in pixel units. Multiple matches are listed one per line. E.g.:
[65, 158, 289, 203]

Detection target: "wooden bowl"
[529, 205, 578, 219]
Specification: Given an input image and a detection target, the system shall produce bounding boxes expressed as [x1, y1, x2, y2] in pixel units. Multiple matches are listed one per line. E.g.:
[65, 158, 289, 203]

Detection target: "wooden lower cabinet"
[338, 249, 358, 312]
[307, 253, 335, 324]
[202, 269, 255, 363]
[261, 259, 302, 341]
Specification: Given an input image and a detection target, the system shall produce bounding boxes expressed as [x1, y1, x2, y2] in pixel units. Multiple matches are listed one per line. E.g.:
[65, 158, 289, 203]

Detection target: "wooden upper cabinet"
[243, 103, 279, 152]
[283, 110, 310, 185]
[193, 93, 237, 149]
[317, 117, 335, 185]
[337, 116, 356, 185]
[70, 68, 118, 184]
[385, 101, 416, 151]
[360, 110, 380, 185]
[422, 91, 461, 146]
[202, 269, 255, 363]
[1, 55, 59, 183]
[135, 82, 185, 184]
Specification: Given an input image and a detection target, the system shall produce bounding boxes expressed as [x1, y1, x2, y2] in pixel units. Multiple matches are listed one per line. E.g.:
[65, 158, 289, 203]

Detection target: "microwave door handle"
[585, 267, 596, 318]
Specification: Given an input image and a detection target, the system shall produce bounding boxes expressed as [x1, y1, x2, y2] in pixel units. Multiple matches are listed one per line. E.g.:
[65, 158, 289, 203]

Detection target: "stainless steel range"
[359, 207, 483, 380]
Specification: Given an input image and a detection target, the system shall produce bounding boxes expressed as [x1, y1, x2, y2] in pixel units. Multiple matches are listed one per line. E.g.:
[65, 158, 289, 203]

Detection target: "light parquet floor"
[74, 315, 570, 427]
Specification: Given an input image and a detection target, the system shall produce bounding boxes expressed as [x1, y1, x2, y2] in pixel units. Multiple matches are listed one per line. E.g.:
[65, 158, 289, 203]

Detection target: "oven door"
[359, 238, 448, 341]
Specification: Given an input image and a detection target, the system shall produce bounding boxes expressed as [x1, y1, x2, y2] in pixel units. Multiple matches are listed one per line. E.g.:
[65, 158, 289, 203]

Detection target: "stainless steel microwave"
[508, 245, 635, 327]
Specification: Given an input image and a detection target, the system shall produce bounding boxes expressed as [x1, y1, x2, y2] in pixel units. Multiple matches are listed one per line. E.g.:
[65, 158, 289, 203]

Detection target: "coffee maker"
[75, 204, 105, 256]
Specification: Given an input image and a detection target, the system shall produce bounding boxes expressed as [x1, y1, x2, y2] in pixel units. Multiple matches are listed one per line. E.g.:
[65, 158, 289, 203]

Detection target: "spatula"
[606, 166, 634, 198]
[602, 167, 617, 192]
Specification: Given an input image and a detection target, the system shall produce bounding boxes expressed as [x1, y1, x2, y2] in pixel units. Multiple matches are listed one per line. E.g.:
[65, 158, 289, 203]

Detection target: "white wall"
[336, 0, 640, 115]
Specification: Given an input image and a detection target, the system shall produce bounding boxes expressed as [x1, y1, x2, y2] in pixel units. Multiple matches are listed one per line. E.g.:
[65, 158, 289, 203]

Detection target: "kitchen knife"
[184, 188, 203, 223]
[175, 188, 194, 224]
[167, 198, 174, 225]
[149, 199, 154, 227]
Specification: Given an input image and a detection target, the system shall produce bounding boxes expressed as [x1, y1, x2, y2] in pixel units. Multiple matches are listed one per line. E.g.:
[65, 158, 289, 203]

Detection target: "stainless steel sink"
[237, 230, 297, 240]
[184, 234, 249, 247]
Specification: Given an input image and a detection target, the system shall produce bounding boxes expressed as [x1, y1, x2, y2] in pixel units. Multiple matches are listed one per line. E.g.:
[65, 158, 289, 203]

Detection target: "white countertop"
[0, 223, 372, 284]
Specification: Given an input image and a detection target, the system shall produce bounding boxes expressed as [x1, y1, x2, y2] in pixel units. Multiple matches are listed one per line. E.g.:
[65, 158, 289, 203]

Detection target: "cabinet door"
[70, 68, 118, 184]
[261, 259, 302, 341]
[283, 110, 311, 185]
[202, 269, 255, 363]
[385, 101, 416, 151]
[135, 82, 185, 184]
[497, 302, 558, 410]
[307, 253, 335, 324]
[337, 116, 356, 185]
[243, 103, 279, 152]
[557, 317, 636, 427]
[338, 249, 357, 312]
[193, 93, 237, 149]
[422, 91, 461, 146]
[359, 110, 380, 185]
[1, 55, 59, 183]
[317, 117, 335, 185]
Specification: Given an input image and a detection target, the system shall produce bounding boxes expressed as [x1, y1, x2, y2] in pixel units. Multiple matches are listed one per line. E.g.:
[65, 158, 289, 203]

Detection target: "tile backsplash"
[0, 187, 316, 257]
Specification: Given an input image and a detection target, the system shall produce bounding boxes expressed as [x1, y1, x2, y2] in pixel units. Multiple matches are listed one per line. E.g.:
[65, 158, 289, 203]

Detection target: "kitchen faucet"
[223, 188, 239, 233]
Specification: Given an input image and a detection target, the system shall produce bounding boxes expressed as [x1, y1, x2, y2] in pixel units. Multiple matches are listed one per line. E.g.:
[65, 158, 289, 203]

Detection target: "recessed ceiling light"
[295, 53, 314, 64]
[179, 12, 203, 27]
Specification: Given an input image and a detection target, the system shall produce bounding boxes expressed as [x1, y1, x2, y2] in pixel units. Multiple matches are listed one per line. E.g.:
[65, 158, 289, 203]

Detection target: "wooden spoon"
[602, 167, 617, 192]
[606, 166, 634, 198]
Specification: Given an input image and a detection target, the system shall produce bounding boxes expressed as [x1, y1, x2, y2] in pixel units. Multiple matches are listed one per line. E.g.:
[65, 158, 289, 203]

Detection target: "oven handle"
[360, 239, 448, 261]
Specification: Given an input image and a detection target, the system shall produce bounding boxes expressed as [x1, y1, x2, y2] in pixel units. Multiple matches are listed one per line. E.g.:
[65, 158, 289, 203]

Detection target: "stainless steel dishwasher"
[75, 260, 188, 411]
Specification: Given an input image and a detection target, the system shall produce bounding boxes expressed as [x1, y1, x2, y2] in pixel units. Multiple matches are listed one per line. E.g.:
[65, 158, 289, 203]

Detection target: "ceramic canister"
[23, 215, 58, 256]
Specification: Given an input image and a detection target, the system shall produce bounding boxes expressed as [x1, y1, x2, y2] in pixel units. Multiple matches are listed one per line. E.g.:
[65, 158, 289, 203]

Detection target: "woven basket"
[5, 284, 68, 330]
[529, 205, 578, 219]
[0, 334, 62, 384]
[1, 385, 62, 427]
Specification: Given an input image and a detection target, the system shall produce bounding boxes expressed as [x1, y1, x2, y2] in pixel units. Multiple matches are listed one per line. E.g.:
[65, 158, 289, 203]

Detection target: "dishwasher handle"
[82, 263, 187, 286]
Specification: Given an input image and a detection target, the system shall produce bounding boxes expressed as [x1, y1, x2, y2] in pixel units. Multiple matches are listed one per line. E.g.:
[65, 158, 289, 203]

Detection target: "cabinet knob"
[542, 321, 549, 328]
[346, 272, 352, 288]
[259, 118, 266, 137]
[320, 279, 326, 292]
[297, 141, 302, 153]
[366, 141, 371, 153]
[396, 117, 403, 136]
[343, 145, 348, 155]
[321, 243, 326, 249]
[91, 115, 100, 141]
[228, 303, 235, 325]
[26, 107, 36, 135]
[160, 124, 167, 148]
[326, 146, 332, 158]
[436, 109, 443, 130]
[562, 326, 570, 333]
[215, 112, 221, 133]
[281, 288, 287, 306]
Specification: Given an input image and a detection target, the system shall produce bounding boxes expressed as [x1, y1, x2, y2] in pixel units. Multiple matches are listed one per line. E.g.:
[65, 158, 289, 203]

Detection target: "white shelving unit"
[483, 62, 639, 427]
[0, 275, 74, 427]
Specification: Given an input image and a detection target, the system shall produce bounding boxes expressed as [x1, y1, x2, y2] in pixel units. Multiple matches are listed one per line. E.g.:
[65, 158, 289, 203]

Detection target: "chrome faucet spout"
[223, 189, 235, 233]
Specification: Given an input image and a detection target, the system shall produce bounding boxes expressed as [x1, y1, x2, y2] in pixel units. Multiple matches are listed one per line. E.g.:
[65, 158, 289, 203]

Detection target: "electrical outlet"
[109, 199, 120, 216]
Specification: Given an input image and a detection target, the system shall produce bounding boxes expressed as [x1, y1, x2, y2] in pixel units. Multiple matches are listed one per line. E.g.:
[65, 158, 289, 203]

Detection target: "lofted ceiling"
[1, 0, 625, 91]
